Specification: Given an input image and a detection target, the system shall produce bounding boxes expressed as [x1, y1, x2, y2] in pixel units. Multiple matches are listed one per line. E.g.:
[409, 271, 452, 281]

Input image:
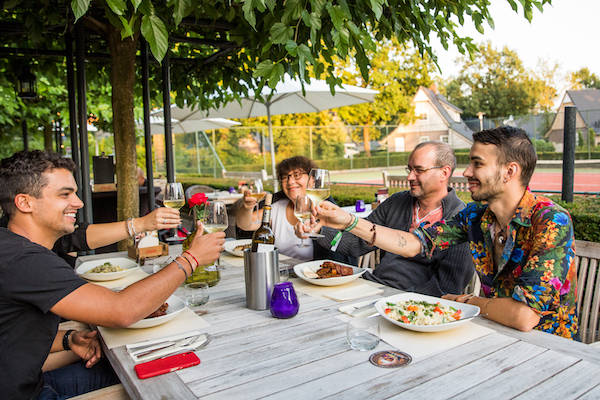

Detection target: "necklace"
[415, 203, 442, 226]
[494, 224, 507, 245]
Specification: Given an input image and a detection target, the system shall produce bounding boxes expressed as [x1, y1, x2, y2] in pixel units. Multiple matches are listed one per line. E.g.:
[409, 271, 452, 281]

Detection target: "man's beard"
[471, 171, 503, 202]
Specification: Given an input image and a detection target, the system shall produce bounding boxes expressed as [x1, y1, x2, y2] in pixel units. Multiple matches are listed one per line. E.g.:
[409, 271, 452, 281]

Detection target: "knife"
[350, 299, 381, 316]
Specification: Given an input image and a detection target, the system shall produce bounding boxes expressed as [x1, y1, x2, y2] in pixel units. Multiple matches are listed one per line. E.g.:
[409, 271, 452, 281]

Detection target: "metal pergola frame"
[0, 15, 239, 225]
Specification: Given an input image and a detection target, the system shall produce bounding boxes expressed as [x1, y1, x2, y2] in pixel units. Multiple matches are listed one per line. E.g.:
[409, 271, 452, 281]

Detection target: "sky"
[431, 0, 600, 85]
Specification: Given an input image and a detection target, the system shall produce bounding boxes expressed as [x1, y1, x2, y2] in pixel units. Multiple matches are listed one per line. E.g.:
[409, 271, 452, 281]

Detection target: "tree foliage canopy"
[443, 42, 556, 119]
[569, 67, 600, 90]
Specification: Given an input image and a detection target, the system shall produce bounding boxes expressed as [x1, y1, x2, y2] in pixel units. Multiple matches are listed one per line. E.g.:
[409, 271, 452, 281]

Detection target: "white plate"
[375, 292, 480, 332]
[293, 259, 366, 286]
[223, 239, 252, 257]
[76, 257, 139, 282]
[127, 295, 186, 329]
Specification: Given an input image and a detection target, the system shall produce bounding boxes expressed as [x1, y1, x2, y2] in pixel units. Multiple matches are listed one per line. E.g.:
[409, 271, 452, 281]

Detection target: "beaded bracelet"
[62, 329, 75, 351]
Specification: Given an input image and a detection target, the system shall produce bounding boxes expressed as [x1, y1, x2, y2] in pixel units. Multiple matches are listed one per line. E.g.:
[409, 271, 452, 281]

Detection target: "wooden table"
[83, 251, 600, 400]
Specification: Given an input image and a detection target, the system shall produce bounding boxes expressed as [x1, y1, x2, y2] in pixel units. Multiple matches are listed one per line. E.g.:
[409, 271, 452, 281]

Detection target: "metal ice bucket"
[243, 248, 280, 310]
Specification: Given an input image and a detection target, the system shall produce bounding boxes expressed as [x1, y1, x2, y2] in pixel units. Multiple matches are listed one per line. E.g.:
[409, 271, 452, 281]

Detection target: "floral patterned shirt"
[413, 190, 578, 340]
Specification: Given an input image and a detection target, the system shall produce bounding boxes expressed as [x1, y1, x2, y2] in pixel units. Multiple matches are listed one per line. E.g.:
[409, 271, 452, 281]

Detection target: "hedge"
[178, 175, 600, 242]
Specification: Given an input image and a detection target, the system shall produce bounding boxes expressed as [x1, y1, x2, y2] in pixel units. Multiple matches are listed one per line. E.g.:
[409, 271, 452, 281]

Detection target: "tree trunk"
[43, 122, 53, 151]
[107, 26, 139, 249]
[363, 125, 371, 157]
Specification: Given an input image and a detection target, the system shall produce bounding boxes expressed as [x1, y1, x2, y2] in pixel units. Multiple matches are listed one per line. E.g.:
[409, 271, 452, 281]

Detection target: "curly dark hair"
[0, 150, 76, 218]
[473, 126, 537, 187]
[276, 156, 317, 181]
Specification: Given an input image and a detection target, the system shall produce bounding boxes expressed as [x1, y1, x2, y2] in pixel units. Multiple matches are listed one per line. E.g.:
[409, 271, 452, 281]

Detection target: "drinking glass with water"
[346, 316, 380, 351]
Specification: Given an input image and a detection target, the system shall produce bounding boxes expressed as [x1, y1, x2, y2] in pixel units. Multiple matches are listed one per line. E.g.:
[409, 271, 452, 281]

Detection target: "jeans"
[37, 358, 119, 400]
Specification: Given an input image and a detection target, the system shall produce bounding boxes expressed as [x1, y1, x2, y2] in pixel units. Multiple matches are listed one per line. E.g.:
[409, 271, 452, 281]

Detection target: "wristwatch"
[62, 329, 75, 351]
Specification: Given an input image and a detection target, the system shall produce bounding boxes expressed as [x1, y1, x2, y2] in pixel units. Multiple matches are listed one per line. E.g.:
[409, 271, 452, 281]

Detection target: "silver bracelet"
[126, 218, 134, 238]
[130, 218, 138, 237]
[173, 257, 189, 279]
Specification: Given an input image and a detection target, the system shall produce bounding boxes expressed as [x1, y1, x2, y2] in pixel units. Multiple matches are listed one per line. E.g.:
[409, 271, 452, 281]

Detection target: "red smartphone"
[134, 352, 200, 379]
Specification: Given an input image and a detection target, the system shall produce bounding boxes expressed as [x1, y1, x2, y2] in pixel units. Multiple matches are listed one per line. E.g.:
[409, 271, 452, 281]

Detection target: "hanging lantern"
[16, 67, 37, 99]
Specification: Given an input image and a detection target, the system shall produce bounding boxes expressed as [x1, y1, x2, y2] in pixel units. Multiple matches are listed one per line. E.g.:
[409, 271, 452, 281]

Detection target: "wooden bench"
[575, 239, 600, 344]
[382, 171, 469, 191]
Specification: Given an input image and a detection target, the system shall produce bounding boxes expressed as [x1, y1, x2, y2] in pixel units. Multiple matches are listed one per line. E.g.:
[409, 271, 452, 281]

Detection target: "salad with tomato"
[383, 299, 462, 325]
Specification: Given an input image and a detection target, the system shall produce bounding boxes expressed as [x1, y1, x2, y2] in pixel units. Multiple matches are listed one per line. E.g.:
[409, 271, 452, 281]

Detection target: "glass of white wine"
[306, 169, 330, 206]
[294, 195, 313, 246]
[248, 179, 265, 224]
[202, 201, 228, 271]
[202, 201, 228, 234]
[163, 182, 185, 241]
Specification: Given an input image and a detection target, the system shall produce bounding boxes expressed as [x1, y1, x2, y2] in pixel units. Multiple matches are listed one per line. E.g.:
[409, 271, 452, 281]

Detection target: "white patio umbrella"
[142, 116, 240, 134]
[155, 75, 378, 191]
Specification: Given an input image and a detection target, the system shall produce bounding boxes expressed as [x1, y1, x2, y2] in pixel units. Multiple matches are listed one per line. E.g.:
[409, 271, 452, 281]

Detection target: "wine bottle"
[251, 193, 275, 252]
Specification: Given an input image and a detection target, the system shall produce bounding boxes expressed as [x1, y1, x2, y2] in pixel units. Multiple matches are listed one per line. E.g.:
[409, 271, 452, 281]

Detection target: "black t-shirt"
[0, 228, 87, 399]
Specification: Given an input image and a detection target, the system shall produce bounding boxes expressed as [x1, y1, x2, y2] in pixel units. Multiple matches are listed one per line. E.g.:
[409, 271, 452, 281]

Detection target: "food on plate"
[234, 243, 251, 252]
[145, 303, 168, 319]
[303, 268, 319, 279]
[89, 262, 124, 273]
[383, 300, 462, 325]
[315, 261, 354, 279]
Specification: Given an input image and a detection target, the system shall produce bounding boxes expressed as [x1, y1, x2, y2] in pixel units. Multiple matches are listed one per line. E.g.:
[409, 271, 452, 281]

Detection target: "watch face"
[369, 350, 412, 368]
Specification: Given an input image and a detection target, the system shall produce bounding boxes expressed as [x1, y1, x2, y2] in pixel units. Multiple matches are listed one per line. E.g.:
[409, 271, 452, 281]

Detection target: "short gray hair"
[413, 141, 456, 175]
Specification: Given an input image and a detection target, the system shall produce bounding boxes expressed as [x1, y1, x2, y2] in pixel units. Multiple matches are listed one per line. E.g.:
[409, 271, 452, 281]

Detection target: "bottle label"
[256, 243, 275, 253]
[204, 263, 218, 271]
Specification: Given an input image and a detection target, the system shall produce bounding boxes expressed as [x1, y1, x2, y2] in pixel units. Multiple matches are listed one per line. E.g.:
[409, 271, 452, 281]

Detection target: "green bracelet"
[344, 214, 359, 232]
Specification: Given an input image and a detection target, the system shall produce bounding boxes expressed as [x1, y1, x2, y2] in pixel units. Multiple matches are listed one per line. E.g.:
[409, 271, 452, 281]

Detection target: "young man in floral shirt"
[316, 126, 578, 340]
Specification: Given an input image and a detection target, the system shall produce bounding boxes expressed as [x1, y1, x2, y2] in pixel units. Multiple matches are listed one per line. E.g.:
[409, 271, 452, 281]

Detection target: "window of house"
[418, 136, 430, 143]
[440, 135, 449, 143]
[418, 113, 428, 120]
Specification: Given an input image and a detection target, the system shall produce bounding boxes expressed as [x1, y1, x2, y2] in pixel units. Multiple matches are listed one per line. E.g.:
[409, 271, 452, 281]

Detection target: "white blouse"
[270, 199, 313, 261]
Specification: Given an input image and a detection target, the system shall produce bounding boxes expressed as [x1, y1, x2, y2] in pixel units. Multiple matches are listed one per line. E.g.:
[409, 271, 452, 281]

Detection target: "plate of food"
[375, 292, 480, 332]
[127, 295, 186, 329]
[76, 257, 139, 281]
[293, 260, 366, 286]
[223, 239, 252, 257]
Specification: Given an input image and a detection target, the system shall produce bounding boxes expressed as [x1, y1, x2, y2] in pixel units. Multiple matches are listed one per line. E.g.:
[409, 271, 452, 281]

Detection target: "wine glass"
[248, 179, 265, 224]
[163, 182, 185, 241]
[294, 195, 313, 247]
[202, 201, 228, 234]
[306, 169, 331, 207]
[202, 201, 228, 272]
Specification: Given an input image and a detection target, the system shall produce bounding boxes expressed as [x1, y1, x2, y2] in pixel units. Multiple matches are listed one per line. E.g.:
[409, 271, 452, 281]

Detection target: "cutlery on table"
[126, 331, 203, 354]
[135, 334, 211, 363]
[349, 299, 381, 316]
[131, 335, 200, 358]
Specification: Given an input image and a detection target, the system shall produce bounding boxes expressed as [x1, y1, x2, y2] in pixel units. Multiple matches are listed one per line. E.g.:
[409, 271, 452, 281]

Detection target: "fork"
[135, 334, 211, 362]
[131, 335, 199, 358]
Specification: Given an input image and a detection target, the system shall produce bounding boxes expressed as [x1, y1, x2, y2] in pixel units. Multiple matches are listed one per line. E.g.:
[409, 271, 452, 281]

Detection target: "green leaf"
[268, 63, 284, 88]
[297, 44, 315, 64]
[138, 0, 154, 15]
[141, 14, 169, 62]
[265, 0, 276, 12]
[130, 0, 142, 12]
[172, 0, 191, 26]
[269, 22, 293, 45]
[285, 40, 298, 56]
[106, 0, 127, 16]
[369, 0, 383, 19]
[118, 15, 134, 39]
[253, 60, 275, 79]
[71, 0, 91, 21]
[326, 4, 345, 31]
[242, 0, 257, 29]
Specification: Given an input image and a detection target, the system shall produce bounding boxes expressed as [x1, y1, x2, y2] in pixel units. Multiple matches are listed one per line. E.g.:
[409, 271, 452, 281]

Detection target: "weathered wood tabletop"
[82, 250, 600, 400]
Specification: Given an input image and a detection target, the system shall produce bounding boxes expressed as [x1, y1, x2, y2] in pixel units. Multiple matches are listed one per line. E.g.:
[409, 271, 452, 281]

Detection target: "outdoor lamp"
[16, 67, 37, 99]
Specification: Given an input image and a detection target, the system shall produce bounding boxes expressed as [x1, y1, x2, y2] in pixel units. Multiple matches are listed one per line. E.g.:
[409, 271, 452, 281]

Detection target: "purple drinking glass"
[270, 281, 299, 319]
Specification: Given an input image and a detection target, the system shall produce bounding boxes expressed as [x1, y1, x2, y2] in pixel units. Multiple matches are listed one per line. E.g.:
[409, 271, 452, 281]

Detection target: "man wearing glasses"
[316, 128, 578, 340]
[301, 141, 474, 296]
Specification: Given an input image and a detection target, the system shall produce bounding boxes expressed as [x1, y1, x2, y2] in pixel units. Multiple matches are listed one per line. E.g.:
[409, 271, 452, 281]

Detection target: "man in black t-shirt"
[0, 150, 226, 399]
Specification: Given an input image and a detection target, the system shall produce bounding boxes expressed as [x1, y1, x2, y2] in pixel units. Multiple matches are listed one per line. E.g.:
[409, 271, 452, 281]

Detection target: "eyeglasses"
[280, 171, 307, 182]
[405, 166, 443, 175]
